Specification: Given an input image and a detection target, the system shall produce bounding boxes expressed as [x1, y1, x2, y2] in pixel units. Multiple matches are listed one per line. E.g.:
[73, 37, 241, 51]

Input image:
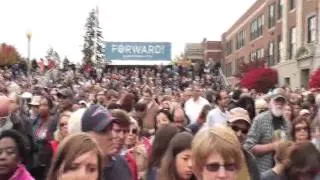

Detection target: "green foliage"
[63, 56, 70, 69]
[82, 9, 104, 66]
[46, 47, 60, 62]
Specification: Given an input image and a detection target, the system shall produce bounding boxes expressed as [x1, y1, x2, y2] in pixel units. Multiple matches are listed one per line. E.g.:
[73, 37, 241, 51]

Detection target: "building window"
[268, 3, 276, 28]
[225, 40, 233, 55]
[308, 16, 317, 43]
[268, 41, 275, 66]
[236, 29, 246, 49]
[257, 48, 264, 60]
[249, 48, 264, 61]
[278, 0, 283, 19]
[250, 51, 256, 61]
[289, 27, 296, 59]
[250, 14, 264, 40]
[226, 62, 232, 77]
[290, 0, 295, 10]
[285, 77, 291, 86]
[276, 34, 282, 63]
[235, 57, 244, 74]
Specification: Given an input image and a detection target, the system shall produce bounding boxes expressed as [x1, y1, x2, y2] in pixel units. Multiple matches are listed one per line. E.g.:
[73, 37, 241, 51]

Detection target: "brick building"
[222, 0, 320, 88]
[201, 38, 223, 62]
[184, 43, 204, 63]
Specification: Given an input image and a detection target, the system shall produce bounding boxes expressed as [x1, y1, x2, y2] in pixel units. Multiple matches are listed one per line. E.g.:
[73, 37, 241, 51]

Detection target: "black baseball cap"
[81, 104, 118, 132]
[57, 88, 73, 98]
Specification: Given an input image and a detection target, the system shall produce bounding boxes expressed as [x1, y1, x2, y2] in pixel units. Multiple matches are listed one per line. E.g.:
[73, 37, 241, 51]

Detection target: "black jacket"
[243, 149, 261, 180]
[103, 155, 132, 180]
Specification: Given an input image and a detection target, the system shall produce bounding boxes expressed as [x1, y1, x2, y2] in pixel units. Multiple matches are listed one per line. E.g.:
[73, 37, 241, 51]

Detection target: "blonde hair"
[192, 126, 243, 177]
[275, 141, 294, 163]
[54, 111, 72, 142]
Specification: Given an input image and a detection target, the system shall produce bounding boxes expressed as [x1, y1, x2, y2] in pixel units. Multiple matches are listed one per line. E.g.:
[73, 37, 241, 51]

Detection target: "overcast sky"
[0, 0, 256, 63]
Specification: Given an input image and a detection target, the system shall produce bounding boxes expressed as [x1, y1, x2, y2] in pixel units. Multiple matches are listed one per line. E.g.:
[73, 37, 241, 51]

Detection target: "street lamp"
[26, 31, 32, 78]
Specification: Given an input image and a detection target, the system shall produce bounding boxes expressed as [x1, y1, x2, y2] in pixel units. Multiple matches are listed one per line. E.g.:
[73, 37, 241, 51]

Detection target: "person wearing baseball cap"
[57, 88, 74, 112]
[228, 107, 260, 180]
[228, 107, 251, 144]
[244, 88, 292, 173]
[81, 104, 132, 180]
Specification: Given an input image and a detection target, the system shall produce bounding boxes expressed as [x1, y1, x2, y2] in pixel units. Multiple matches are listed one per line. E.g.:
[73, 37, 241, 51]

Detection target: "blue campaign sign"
[105, 42, 171, 61]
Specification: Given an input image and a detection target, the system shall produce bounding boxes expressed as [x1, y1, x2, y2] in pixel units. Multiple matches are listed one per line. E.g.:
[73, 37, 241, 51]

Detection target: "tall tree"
[63, 56, 70, 70]
[46, 47, 60, 64]
[82, 8, 104, 67]
[0, 43, 20, 66]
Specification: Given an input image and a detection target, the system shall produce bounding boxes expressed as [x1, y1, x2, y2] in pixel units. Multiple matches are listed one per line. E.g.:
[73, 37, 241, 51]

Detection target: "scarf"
[9, 164, 34, 180]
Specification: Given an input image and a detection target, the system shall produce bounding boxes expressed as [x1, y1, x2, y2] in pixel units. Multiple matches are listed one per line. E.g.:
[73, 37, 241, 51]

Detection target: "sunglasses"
[59, 122, 67, 127]
[231, 125, 249, 134]
[205, 163, 237, 172]
[295, 126, 308, 132]
[130, 129, 138, 135]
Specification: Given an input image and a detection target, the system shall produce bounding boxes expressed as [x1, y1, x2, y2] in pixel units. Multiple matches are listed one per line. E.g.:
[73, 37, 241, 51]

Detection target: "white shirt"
[206, 107, 230, 127]
[184, 97, 210, 124]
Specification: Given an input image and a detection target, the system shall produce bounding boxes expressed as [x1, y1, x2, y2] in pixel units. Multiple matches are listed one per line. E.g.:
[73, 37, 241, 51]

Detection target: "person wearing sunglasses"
[125, 118, 151, 180]
[291, 116, 311, 144]
[192, 125, 243, 180]
[228, 108, 260, 180]
[125, 119, 140, 150]
[50, 111, 72, 154]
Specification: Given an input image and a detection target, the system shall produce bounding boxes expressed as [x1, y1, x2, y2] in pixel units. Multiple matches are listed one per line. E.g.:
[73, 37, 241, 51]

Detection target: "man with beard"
[244, 88, 292, 173]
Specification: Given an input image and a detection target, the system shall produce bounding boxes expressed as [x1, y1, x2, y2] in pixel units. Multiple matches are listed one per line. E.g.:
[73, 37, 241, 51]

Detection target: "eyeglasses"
[295, 126, 308, 132]
[59, 122, 67, 127]
[130, 128, 138, 135]
[205, 163, 237, 172]
[231, 125, 249, 134]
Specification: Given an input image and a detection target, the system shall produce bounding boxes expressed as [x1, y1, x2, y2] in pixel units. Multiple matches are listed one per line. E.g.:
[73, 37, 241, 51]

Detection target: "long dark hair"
[148, 125, 179, 171]
[158, 132, 196, 180]
[236, 95, 256, 121]
[288, 142, 320, 180]
[154, 109, 173, 132]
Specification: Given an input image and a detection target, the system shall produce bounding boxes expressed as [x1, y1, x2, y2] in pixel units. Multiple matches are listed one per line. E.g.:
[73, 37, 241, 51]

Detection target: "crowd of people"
[0, 64, 319, 180]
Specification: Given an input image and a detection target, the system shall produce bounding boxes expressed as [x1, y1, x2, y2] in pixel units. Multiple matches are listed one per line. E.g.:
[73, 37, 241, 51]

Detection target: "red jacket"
[125, 151, 138, 180]
[50, 140, 59, 155]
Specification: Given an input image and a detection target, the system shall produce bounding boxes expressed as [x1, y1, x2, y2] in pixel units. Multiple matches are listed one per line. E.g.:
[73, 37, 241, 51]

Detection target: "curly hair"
[0, 130, 28, 164]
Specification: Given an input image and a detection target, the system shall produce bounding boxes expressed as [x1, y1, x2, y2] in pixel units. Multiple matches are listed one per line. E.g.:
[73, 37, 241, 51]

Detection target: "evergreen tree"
[31, 59, 38, 71]
[63, 56, 70, 70]
[82, 8, 104, 67]
[46, 47, 60, 64]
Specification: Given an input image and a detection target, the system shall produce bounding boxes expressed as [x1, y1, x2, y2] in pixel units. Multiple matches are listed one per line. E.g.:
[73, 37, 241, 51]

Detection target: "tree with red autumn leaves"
[238, 59, 265, 76]
[0, 43, 20, 66]
[240, 67, 278, 93]
[309, 68, 320, 89]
